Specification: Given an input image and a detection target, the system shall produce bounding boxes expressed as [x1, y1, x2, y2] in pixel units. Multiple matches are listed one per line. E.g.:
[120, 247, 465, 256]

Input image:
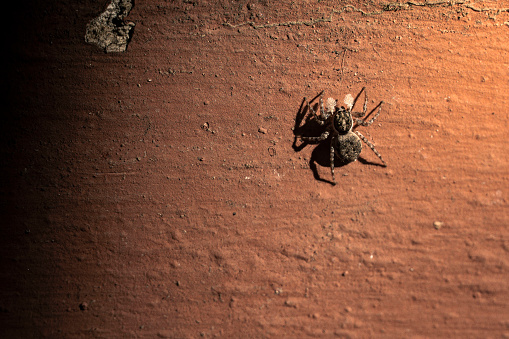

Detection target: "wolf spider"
[299, 87, 386, 184]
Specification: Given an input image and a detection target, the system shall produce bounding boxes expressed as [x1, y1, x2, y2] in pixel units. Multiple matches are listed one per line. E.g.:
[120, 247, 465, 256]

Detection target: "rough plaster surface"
[3, 0, 509, 337]
[85, 0, 135, 53]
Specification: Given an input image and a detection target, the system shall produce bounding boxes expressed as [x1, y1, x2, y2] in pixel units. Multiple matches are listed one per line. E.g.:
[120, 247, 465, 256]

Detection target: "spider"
[299, 87, 386, 184]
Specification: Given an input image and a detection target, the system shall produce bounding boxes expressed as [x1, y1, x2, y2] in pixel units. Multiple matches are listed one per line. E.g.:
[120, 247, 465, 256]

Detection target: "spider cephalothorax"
[333, 107, 354, 134]
[300, 87, 386, 184]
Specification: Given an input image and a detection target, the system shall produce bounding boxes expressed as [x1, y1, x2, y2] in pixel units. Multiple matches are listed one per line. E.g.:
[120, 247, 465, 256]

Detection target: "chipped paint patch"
[85, 0, 135, 53]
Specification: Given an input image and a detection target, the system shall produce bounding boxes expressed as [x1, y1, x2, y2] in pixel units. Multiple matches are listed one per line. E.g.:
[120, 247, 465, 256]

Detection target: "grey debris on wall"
[85, 0, 135, 53]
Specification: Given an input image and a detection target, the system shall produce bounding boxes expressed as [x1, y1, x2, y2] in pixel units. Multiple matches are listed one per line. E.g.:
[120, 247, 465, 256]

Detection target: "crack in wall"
[224, 1, 509, 29]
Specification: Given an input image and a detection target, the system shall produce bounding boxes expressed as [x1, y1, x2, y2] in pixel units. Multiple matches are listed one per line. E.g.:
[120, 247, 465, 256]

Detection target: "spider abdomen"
[334, 132, 362, 163]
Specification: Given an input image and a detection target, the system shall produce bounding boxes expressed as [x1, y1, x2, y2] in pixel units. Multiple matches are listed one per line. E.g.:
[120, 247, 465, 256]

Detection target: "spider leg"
[355, 131, 386, 166]
[330, 137, 336, 185]
[300, 130, 330, 143]
[319, 92, 329, 122]
[305, 91, 327, 125]
[356, 100, 383, 127]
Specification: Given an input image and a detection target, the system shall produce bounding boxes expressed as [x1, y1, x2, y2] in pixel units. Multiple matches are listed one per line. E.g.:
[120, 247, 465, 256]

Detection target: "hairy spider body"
[333, 107, 354, 133]
[334, 133, 362, 164]
[300, 87, 386, 184]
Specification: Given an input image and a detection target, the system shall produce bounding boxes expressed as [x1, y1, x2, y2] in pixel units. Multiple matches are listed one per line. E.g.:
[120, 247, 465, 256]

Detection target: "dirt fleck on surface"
[1, 0, 508, 338]
[434, 220, 444, 230]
